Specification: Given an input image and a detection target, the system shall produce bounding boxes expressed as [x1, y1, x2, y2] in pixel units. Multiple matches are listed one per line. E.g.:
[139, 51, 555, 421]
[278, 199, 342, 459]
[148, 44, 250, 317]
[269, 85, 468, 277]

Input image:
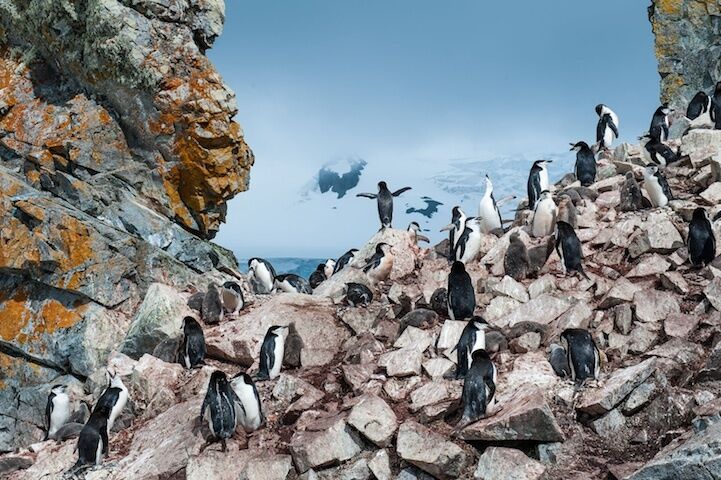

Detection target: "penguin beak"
[440, 224, 453, 232]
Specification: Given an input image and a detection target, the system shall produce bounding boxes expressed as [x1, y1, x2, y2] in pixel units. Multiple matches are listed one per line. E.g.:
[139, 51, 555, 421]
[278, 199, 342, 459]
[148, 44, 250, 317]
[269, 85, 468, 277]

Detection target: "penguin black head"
[376, 242, 391, 254]
[450, 260, 466, 274]
[408, 221, 421, 231]
[268, 325, 289, 335]
[555, 220, 575, 237]
[533, 159, 552, 167]
[569, 141, 590, 151]
[231, 372, 254, 385]
[644, 165, 659, 177]
[209, 370, 230, 388]
[50, 384, 67, 394]
[182, 315, 201, 332]
[223, 281, 242, 294]
[470, 349, 491, 362]
[692, 207, 710, 224]
[315, 263, 325, 272]
[655, 104, 670, 116]
[471, 315, 489, 329]
[539, 190, 552, 200]
[595, 104, 604, 116]
[715, 82, 721, 95]
[378, 181, 388, 190]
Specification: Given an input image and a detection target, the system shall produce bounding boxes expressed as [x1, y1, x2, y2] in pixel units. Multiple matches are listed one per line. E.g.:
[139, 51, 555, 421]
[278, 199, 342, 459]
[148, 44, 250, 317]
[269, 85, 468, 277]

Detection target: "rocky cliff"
[650, 0, 721, 107]
[0, 0, 251, 451]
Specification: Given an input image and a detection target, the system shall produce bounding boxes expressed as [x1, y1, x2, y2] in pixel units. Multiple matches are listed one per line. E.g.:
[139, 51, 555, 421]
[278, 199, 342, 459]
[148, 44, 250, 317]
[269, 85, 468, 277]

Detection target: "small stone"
[368, 450, 392, 480]
[623, 381, 660, 415]
[289, 415, 364, 473]
[614, 304, 633, 335]
[528, 275, 556, 299]
[484, 296, 521, 323]
[410, 381, 449, 412]
[628, 326, 659, 354]
[590, 408, 626, 438]
[664, 314, 700, 339]
[473, 447, 545, 480]
[626, 254, 671, 278]
[509, 332, 541, 354]
[422, 358, 455, 379]
[384, 376, 423, 402]
[436, 321, 467, 350]
[633, 289, 680, 323]
[660, 271, 690, 295]
[396, 420, 469, 480]
[394, 326, 433, 353]
[488, 276, 529, 302]
[704, 277, 721, 311]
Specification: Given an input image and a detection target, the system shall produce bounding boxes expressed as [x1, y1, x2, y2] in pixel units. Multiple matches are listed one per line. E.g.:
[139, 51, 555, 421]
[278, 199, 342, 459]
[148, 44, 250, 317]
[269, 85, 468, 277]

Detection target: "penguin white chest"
[49, 394, 71, 435]
[270, 335, 285, 379]
[466, 330, 487, 366]
[644, 177, 667, 207]
[108, 388, 128, 431]
[478, 197, 501, 233]
[231, 383, 262, 432]
[532, 201, 557, 237]
[459, 230, 482, 264]
[539, 169, 549, 191]
[255, 267, 273, 291]
[370, 255, 393, 282]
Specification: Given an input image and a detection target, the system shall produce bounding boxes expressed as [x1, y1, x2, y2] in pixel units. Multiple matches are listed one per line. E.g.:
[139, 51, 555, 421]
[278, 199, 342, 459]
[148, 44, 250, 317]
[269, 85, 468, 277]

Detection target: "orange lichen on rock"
[37, 300, 85, 335]
[0, 289, 30, 341]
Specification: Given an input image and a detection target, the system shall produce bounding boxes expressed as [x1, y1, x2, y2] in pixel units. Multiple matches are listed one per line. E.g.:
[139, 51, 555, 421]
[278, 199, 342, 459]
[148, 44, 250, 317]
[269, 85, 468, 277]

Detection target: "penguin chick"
[220, 281, 244, 315]
[531, 190, 557, 238]
[309, 264, 327, 289]
[283, 322, 304, 368]
[345, 282, 373, 307]
[202, 283, 223, 325]
[549, 343, 570, 377]
[504, 232, 530, 281]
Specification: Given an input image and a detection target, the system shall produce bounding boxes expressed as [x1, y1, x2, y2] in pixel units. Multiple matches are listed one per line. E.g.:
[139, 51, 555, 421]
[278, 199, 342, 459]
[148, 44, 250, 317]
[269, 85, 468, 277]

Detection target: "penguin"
[199, 371, 236, 452]
[688, 207, 716, 267]
[333, 249, 358, 274]
[229, 373, 265, 433]
[274, 274, 312, 294]
[309, 264, 327, 289]
[570, 141, 596, 186]
[220, 281, 244, 315]
[457, 349, 496, 429]
[452, 316, 489, 379]
[345, 282, 373, 307]
[45, 384, 71, 441]
[356, 181, 412, 229]
[560, 328, 600, 386]
[595, 104, 619, 151]
[619, 172, 649, 212]
[283, 322, 304, 368]
[93, 370, 128, 433]
[407, 222, 430, 245]
[362, 243, 394, 284]
[447, 261, 476, 321]
[648, 104, 671, 143]
[531, 190, 557, 238]
[202, 283, 223, 324]
[248, 258, 277, 294]
[452, 217, 482, 264]
[256, 325, 289, 381]
[687, 90, 712, 121]
[503, 232, 530, 281]
[52, 422, 85, 443]
[645, 139, 680, 166]
[549, 343, 570, 378]
[478, 175, 503, 234]
[180, 316, 206, 369]
[527, 160, 551, 210]
[440, 206, 467, 257]
[712, 82, 721, 130]
[555, 220, 589, 279]
[75, 404, 110, 467]
[323, 259, 336, 279]
[642, 165, 673, 207]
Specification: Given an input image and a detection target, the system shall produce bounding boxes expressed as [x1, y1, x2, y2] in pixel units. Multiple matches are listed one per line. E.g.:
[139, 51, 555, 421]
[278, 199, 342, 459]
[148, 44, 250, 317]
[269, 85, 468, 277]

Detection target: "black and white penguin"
[527, 160, 551, 210]
[560, 328, 600, 386]
[549, 343, 570, 377]
[345, 282, 374, 307]
[478, 176, 503, 234]
[283, 322, 304, 368]
[642, 165, 673, 207]
[453, 316, 489, 379]
[200, 371, 236, 452]
[504, 232, 530, 281]
[257, 325, 289, 381]
[555, 220, 589, 279]
[712, 82, 721, 130]
[407, 222, 430, 245]
[687, 90, 712, 121]
[458, 349, 496, 428]
[248, 258, 277, 294]
[645, 139, 680, 166]
[274, 274, 312, 294]
[323, 259, 336, 279]
[202, 283, 223, 324]
[220, 281, 244, 315]
[362, 243, 394, 284]
[688, 207, 716, 267]
[649, 104, 671, 143]
[453, 217, 482, 264]
[356, 181, 412, 229]
[309, 264, 327, 289]
[45, 384, 71, 440]
[229, 373, 265, 433]
[180, 316, 206, 369]
[93, 370, 128, 433]
[570, 141, 596, 187]
[595, 104, 619, 150]
[441, 206, 467, 257]
[333, 249, 358, 274]
[447, 261, 476, 321]
[74, 404, 110, 467]
[532, 190, 557, 238]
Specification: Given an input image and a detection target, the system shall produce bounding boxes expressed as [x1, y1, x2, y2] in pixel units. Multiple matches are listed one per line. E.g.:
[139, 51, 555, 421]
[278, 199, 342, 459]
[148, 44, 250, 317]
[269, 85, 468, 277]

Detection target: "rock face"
[0, 0, 249, 451]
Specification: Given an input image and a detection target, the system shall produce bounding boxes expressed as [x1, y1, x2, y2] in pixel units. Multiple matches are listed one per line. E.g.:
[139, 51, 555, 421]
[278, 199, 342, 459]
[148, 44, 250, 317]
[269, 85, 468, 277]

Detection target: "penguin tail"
[579, 267, 591, 281]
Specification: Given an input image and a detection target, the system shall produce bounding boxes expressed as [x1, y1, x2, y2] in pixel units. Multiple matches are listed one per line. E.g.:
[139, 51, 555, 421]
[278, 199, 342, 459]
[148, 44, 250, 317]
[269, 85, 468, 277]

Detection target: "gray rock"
[409, 381, 451, 412]
[704, 277, 721, 311]
[346, 394, 397, 447]
[289, 415, 364, 473]
[590, 408, 627, 438]
[474, 447, 545, 480]
[623, 380, 661, 415]
[396, 420, 469, 480]
[378, 348, 423, 377]
[422, 358, 455, 379]
[577, 358, 657, 415]
[528, 275, 556, 299]
[633, 289, 680, 323]
[394, 326, 433, 353]
[499, 294, 573, 329]
[368, 450, 392, 480]
[615, 303, 634, 335]
[488, 276, 529, 302]
[436, 320, 468, 350]
[239, 455, 294, 480]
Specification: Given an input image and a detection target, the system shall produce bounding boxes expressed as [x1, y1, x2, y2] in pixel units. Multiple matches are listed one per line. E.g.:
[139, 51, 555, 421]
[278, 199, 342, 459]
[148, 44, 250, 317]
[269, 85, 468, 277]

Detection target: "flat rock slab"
[396, 420, 469, 480]
[500, 294, 572, 329]
[379, 348, 423, 377]
[289, 414, 364, 473]
[633, 289, 680, 323]
[577, 358, 657, 416]
[473, 447, 546, 480]
[346, 394, 397, 447]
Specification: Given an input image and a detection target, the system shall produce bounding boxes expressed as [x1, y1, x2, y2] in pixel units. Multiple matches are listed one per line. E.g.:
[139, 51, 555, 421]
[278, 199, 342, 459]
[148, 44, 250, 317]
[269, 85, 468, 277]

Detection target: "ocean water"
[238, 257, 326, 279]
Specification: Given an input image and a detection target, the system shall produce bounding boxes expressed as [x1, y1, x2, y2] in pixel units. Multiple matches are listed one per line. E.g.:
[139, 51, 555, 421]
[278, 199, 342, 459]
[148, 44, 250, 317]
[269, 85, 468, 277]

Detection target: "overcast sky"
[210, 1, 659, 259]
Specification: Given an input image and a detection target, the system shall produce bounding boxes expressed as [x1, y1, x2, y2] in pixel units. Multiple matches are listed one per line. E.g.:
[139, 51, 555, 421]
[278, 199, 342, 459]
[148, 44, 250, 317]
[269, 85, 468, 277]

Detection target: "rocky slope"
[5, 130, 721, 479]
[0, 0, 252, 451]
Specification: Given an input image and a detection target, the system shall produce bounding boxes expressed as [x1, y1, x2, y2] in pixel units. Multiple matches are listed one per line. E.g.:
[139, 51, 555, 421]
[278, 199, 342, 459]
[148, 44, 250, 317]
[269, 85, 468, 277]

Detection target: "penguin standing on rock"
[180, 316, 206, 369]
[712, 82, 721, 130]
[229, 373, 265, 433]
[309, 264, 327, 289]
[527, 160, 551, 210]
[441, 206, 467, 258]
[362, 243, 394, 284]
[93, 370, 128, 433]
[560, 328, 600, 387]
[356, 181, 412, 229]
[447, 261, 476, 321]
[532, 191, 557, 238]
[74, 404, 110, 468]
[688, 207, 716, 267]
[256, 325, 289, 381]
[283, 322, 304, 369]
[642, 165, 673, 207]
[453, 316, 489, 379]
[274, 274, 312, 294]
[457, 349, 496, 429]
[202, 283, 223, 324]
[571, 141, 596, 186]
[595, 104, 619, 151]
[504, 232, 530, 281]
[407, 222, 430, 245]
[478, 176, 503, 234]
[645, 139, 680, 167]
[345, 282, 373, 307]
[453, 217, 482, 264]
[323, 259, 336, 279]
[687, 91, 712, 122]
[555, 221, 589, 280]
[334, 249, 358, 274]
[45, 385, 71, 441]
[220, 281, 244, 315]
[648, 105, 671, 143]
[199, 371, 236, 452]
[248, 258, 276, 294]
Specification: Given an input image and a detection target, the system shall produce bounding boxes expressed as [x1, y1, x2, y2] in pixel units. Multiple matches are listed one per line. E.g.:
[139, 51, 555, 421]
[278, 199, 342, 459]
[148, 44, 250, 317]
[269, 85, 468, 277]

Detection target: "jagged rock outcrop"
[0, 0, 251, 451]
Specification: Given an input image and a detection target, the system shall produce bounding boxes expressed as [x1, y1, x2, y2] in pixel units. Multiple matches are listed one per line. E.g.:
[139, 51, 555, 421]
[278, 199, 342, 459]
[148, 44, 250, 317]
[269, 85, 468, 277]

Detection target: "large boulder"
[577, 358, 657, 416]
[396, 420, 469, 480]
[289, 414, 364, 473]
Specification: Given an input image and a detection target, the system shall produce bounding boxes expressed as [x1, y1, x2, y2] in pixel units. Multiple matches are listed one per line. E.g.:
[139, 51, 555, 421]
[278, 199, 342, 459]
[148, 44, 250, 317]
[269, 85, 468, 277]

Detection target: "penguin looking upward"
[248, 258, 276, 294]
[45, 384, 71, 441]
[527, 160, 551, 210]
[712, 82, 721, 130]
[688, 207, 716, 267]
[229, 373, 265, 433]
[687, 90, 712, 121]
[440, 206, 466, 260]
[362, 243, 394, 284]
[555, 220, 589, 280]
[595, 104, 619, 151]
[457, 349, 496, 430]
[199, 371, 236, 452]
[333, 249, 358, 274]
[570, 141, 596, 187]
[648, 104, 671, 143]
[447, 261, 476, 321]
[642, 165, 673, 207]
[92, 369, 128, 434]
[452, 316, 489, 379]
[356, 181, 412, 229]
[407, 222, 430, 245]
[560, 328, 600, 387]
[478, 176, 503, 234]
[180, 316, 206, 369]
[453, 217, 482, 264]
[309, 264, 326, 289]
[256, 325, 289, 381]
[531, 190, 557, 238]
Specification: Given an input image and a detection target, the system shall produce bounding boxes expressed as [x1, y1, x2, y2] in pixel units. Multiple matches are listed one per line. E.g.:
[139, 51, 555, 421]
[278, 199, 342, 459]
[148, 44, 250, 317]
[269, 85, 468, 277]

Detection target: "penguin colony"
[37, 87, 721, 474]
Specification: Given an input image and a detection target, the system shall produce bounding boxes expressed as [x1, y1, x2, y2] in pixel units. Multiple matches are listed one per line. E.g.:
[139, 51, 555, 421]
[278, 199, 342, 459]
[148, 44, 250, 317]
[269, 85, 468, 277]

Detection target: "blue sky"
[210, 1, 659, 258]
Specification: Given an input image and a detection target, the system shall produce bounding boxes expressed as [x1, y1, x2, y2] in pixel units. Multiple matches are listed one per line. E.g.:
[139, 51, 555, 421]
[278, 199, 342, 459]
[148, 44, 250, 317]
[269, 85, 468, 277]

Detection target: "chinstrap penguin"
[688, 207, 716, 267]
[441, 206, 467, 259]
[356, 181, 412, 229]
[478, 175, 503, 234]
[323, 259, 336, 279]
[457, 349, 496, 429]
[199, 371, 236, 452]
[595, 104, 619, 150]
[452, 316, 489, 379]
[309, 263, 327, 289]
[220, 281, 244, 315]
[532, 190, 557, 237]
[180, 316, 206, 369]
[229, 373, 265, 433]
[334, 249, 358, 274]
[527, 160, 551, 210]
[362, 243, 394, 284]
[571, 141, 596, 187]
[560, 328, 600, 387]
[687, 90, 712, 122]
[555, 220, 589, 279]
[453, 217, 482, 264]
[248, 258, 277, 294]
[345, 282, 374, 307]
[257, 325, 289, 380]
[645, 139, 680, 166]
[712, 82, 721, 130]
[274, 274, 312, 294]
[642, 165, 673, 207]
[648, 104, 670, 143]
[93, 369, 128, 433]
[407, 221, 430, 244]
[74, 404, 110, 468]
[45, 384, 71, 441]
[447, 261, 476, 321]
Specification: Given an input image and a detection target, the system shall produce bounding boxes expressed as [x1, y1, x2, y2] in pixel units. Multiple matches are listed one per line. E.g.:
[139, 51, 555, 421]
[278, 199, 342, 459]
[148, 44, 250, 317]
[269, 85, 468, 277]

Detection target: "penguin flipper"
[391, 186, 412, 197]
[356, 193, 377, 199]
